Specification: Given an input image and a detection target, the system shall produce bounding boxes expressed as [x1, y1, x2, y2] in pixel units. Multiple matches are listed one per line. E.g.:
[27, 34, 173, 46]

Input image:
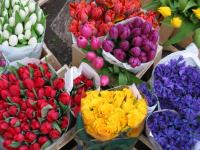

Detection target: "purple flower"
[102, 39, 114, 52]
[120, 26, 131, 40]
[128, 57, 141, 68]
[142, 22, 152, 34]
[132, 28, 141, 37]
[119, 40, 129, 51]
[132, 36, 142, 47]
[113, 49, 126, 62]
[132, 17, 143, 28]
[130, 47, 141, 57]
[109, 26, 118, 39]
[77, 36, 88, 48]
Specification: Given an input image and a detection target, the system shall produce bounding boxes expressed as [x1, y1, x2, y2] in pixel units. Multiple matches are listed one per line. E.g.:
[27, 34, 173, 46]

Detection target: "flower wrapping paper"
[102, 17, 160, 74]
[64, 62, 100, 94]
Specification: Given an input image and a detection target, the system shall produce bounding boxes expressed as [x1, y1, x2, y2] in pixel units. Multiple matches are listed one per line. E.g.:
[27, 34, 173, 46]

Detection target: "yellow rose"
[127, 109, 146, 128]
[82, 109, 96, 125]
[193, 8, 200, 19]
[122, 99, 135, 113]
[158, 6, 172, 17]
[171, 17, 182, 28]
[98, 103, 114, 118]
[135, 99, 148, 115]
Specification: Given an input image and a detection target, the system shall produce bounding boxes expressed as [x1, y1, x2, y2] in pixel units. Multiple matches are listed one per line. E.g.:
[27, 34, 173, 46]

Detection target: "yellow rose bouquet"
[76, 84, 148, 150]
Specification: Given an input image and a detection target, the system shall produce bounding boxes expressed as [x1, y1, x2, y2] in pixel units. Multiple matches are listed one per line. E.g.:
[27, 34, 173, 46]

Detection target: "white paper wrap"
[65, 62, 100, 94]
[102, 17, 159, 74]
[0, 41, 43, 62]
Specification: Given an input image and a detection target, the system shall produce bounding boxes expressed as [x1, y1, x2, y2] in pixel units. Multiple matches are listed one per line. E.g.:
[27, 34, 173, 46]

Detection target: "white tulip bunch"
[0, 0, 46, 47]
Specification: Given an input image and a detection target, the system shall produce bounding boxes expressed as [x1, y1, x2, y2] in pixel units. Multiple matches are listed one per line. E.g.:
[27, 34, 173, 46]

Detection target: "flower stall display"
[0, 0, 46, 61]
[0, 58, 70, 150]
[76, 84, 148, 149]
[102, 17, 159, 73]
[0, 51, 8, 74]
[145, 43, 200, 150]
[64, 62, 100, 118]
[144, 0, 200, 47]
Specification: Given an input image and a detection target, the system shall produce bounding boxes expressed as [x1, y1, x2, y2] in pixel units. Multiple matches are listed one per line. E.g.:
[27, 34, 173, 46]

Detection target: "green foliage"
[194, 28, 200, 48]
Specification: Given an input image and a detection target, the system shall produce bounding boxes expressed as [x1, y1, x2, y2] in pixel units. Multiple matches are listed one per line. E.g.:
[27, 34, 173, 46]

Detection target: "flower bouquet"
[0, 0, 46, 61]
[145, 43, 200, 149]
[0, 58, 70, 150]
[75, 84, 148, 150]
[102, 17, 159, 73]
[64, 62, 100, 118]
[144, 0, 200, 48]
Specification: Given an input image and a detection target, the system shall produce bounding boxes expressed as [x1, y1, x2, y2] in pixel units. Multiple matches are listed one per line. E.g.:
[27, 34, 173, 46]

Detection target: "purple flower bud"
[113, 49, 126, 62]
[77, 36, 88, 48]
[142, 40, 151, 52]
[130, 47, 141, 57]
[92, 57, 104, 69]
[102, 39, 114, 52]
[132, 36, 142, 47]
[147, 50, 156, 61]
[128, 22, 134, 30]
[142, 22, 152, 34]
[149, 41, 157, 51]
[128, 57, 141, 68]
[86, 51, 96, 62]
[119, 40, 130, 51]
[109, 26, 118, 39]
[140, 52, 147, 57]
[132, 28, 141, 37]
[80, 24, 93, 38]
[120, 26, 131, 40]
[132, 17, 143, 28]
[139, 56, 147, 63]
[91, 36, 101, 50]
[149, 30, 159, 44]
[116, 24, 124, 34]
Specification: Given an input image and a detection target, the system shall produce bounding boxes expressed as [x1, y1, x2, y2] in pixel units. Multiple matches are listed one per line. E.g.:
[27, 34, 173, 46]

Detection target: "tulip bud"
[142, 22, 152, 34]
[13, 5, 20, 12]
[18, 34, 25, 41]
[92, 57, 104, 69]
[2, 10, 8, 17]
[120, 26, 131, 40]
[2, 41, 9, 46]
[130, 47, 141, 57]
[28, 1, 36, 13]
[119, 40, 129, 51]
[2, 30, 9, 39]
[21, 0, 28, 6]
[132, 36, 142, 47]
[132, 17, 143, 28]
[80, 24, 92, 38]
[9, 35, 18, 47]
[102, 39, 114, 52]
[28, 37, 37, 45]
[24, 6, 29, 15]
[132, 28, 141, 37]
[9, 17, 15, 27]
[109, 26, 118, 39]
[147, 50, 156, 61]
[3, 24, 8, 30]
[5, 0, 10, 8]
[19, 9, 26, 21]
[30, 13, 37, 25]
[91, 36, 101, 50]
[12, 0, 19, 7]
[25, 21, 32, 30]
[37, 9, 43, 22]
[12, 11, 16, 18]
[25, 30, 31, 39]
[15, 23, 23, 35]
[36, 24, 44, 35]
[86, 52, 96, 62]
[128, 57, 141, 68]
[113, 49, 126, 62]
[100, 75, 110, 87]
[77, 36, 88, 48]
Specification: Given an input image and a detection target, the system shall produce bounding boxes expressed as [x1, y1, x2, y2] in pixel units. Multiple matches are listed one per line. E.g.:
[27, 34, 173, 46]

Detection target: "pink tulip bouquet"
[102, 17, 159, 72]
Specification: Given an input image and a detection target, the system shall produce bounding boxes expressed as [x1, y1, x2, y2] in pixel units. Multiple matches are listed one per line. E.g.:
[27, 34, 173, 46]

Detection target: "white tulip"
[24, 6, 29, 15]
[25, 30, 31, 39]
[21, 0, 28, 6]
[9, 17, 15, 27]
[12, 0, 19, 7]
[30, 13, 37, 25]
[12, 11, 16, 18]
[28, 37, 37, 45]
[3, 24, 8, 30]
[9, 35, 18, 47]
[37, 9, 43, 22]
[13, 5, 20, 12]
[36, 24, 44, 35]
[19, 9, 26, 21]
[25, 21, 32, 30]
[0, 17, 4, 23]
[2, 10, 8, 17]
[3, 30, 9, 39]
[18, 34, 25, 41]
[2, 41, 9, 46]
[15, 23, 23, 35]
[5, 0, 10, 8]
[28, 1, 36, 13]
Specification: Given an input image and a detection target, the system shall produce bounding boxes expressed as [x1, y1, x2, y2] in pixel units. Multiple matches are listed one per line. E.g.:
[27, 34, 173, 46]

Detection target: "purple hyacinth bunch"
[102, 17, 159, 68]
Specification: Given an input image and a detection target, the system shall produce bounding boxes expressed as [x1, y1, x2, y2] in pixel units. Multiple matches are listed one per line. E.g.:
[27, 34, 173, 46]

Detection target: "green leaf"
[10, 141, 20, 148]
[14, 120, 20, 127]
[183, 0, 196, 13]
[165, 19, 199, 45]
[118, 73, 128, 85]
[15, 11, 21, 24]
[6, 25, 13, 33]
[81, 58, 90, 64]
[194, 28, 200, 48]
[7, 66, 19, 78]
[41, 140, 52, 150]
[52, 122, 62, 133]
[33, 130, 40, 135]
[113, 65, 120, 74]
[29, 66, 34, 79]
[59, 101, 69, 112]
[41, 104, 53, 118]
[143, 0, 161, 10]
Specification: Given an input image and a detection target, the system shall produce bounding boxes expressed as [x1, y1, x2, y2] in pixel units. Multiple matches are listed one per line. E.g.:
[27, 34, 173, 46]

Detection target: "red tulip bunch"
[70, 75, 94, 118]
[0, 62, 70, 150]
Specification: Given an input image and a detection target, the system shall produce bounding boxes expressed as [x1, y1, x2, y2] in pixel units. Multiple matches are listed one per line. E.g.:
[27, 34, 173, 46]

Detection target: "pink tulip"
[91, 36, 101, 50]
[92, 57, 104, 69]
[80, 24, 93, 38]
[86, 52, 96, 62]
[77, 36, 88, 48]
[100, 75, 110, 87]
